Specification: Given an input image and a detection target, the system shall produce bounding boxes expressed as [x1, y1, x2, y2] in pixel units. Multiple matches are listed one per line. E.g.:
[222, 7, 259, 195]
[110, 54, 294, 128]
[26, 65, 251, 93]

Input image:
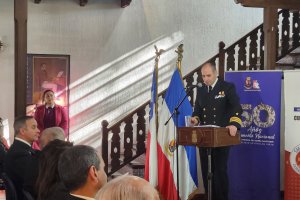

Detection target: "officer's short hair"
[13, 116, 34, 137]
[58, 145, 100, 191]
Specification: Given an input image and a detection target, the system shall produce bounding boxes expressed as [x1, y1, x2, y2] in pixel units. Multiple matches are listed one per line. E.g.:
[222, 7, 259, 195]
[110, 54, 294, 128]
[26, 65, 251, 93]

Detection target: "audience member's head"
[36, 139, 73, 200]
[40, 127, 65, 149]
[14, 116, 39, 144]
[58, 145, 107, 198]
[97, 175, 159, 200]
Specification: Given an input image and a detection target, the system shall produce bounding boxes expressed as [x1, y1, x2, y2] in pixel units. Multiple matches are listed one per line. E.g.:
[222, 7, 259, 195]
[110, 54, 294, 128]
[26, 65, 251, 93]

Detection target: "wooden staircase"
[101, 9, 300, 180]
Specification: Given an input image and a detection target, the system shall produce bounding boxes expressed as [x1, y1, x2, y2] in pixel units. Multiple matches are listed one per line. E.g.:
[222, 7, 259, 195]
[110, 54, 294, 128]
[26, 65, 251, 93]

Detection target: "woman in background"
[34, 89, 68, 149]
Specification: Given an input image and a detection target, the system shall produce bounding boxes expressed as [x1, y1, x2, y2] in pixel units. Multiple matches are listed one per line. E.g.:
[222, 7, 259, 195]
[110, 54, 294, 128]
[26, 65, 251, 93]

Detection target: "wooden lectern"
[177, 127, 240, 147]
[177, 126, 240, 200]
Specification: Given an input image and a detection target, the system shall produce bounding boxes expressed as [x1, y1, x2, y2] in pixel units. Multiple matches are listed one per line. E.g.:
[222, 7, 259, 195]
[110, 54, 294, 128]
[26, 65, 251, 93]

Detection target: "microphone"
[186, 83, 203, 89]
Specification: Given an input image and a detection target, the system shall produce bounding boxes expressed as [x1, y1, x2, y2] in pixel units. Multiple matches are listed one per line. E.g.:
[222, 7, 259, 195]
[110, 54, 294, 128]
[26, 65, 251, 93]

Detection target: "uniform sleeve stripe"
[230, 116, 242, 125]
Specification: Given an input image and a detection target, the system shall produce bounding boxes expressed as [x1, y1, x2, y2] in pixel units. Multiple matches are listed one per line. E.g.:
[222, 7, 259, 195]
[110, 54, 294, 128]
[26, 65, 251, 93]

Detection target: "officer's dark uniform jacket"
[192, 79, 242, 128]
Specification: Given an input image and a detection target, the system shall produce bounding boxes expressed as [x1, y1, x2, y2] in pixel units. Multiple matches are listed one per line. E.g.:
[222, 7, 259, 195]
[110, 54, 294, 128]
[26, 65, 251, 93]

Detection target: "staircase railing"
[102, 9, 300, 176]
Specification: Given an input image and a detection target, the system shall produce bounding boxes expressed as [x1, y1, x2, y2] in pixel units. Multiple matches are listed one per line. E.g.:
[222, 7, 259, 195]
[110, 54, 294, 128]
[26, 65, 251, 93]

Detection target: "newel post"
[218, 41, 226, 80]
[101, 120, 109, 174]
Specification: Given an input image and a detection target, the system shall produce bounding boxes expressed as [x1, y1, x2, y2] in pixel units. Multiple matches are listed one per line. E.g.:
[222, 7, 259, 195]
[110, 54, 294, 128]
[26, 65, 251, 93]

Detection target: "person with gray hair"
[56, 145, 107, 200]
[39, 127, 65, 149]
[97, 175, 160, 200]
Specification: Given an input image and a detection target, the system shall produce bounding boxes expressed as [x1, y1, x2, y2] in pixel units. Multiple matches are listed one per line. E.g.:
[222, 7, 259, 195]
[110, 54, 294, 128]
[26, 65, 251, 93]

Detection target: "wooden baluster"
[196, 69, 202, 84]
[185, 74, 194, 105]
[210, 58, 216, 68]
[124, 116, 133, 162]
[226, 47, 235, 71]
[218, 42, 225, 80]
[101, 120, 109, 174]
[292, 11, 300, 48]
[195, 69, 203, 107]
[260, 27, 265, 70]
[281, 10, 290, 56]
[249, 32, 258, 70]
[136, 108, 146, 154]
[111, 125, 120, 171]
[161, 91, 166, 100]
[238, 40, 247, 70]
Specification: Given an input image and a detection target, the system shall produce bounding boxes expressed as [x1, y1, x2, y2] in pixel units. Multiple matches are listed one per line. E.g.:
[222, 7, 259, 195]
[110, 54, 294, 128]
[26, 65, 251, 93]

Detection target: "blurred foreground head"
[40, 127, 65, 149]
[97, 175, 159, 200]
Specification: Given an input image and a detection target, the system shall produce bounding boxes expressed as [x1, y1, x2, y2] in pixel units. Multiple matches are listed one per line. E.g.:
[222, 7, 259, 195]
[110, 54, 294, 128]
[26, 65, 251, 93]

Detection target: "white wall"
[0, 0, 14, 142]
[0, 0, 263, 142]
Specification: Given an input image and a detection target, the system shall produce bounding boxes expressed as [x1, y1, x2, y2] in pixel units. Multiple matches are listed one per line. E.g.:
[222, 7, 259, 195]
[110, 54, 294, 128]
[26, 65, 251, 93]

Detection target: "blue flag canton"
[164, 69, 192, 127]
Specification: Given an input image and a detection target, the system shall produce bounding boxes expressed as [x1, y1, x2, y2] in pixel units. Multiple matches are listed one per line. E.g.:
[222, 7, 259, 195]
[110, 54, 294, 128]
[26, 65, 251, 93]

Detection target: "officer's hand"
[226, 125, 237, 136]
[190, 117, 199, 126]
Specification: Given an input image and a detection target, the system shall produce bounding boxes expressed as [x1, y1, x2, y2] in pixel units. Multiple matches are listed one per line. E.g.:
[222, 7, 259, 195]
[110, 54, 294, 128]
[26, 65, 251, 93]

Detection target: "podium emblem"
[192, 130, 197, 144]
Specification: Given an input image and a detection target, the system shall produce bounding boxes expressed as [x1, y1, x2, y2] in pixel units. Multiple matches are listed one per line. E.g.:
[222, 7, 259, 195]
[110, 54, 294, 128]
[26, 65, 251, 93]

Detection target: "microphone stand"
[164, 86, 194, 200]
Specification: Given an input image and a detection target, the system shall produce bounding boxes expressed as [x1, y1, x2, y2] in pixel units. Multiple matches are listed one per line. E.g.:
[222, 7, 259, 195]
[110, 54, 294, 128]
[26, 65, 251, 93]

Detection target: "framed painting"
[26, 54, 70, 115]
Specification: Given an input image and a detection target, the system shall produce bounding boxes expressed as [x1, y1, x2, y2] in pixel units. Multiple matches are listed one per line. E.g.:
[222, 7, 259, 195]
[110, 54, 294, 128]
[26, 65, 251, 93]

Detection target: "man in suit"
[190, 62, 242, 200]
[4, 116, 40, 200]
[47, 145, 107, 200]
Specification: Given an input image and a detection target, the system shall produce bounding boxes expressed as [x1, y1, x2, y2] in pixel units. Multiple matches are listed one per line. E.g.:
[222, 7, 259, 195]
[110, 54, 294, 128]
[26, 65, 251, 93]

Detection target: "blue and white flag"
[157, 68, 198, 200]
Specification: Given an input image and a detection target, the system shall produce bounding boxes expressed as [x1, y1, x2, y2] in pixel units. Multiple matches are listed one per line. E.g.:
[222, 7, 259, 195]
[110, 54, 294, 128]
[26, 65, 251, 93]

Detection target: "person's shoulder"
[220, 80, 235, 89]
[198, 85, 206, 92]
[36, 105, 45, 110]
[54, 104, 64, 109]
[46, 191, 83, 200]
[7, 140, 31, 153]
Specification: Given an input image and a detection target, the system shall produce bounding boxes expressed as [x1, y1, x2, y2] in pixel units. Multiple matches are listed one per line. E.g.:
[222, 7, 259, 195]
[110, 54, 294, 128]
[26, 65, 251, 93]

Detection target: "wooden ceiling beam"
[235, 0, 300, 9]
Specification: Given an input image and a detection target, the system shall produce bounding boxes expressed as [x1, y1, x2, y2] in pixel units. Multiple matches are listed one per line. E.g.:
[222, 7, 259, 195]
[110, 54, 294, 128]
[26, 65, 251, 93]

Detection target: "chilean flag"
[157, 68, 198, 200]
[145, 66, 158, 186]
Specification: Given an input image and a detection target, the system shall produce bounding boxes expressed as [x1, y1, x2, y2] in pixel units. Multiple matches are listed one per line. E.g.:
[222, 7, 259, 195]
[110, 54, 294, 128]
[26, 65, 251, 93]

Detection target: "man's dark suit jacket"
[46, 193, 85, 200]
[4, 139, 37, 200]
[45, 183, 85, 200]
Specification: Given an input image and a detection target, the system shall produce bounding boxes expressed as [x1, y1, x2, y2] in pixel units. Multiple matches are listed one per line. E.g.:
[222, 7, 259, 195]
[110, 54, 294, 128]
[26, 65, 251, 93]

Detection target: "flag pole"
[154, 45, 164, 134]
[175, 44, 184, 200]
[145, 45, 164, 186]
[163, 44, 184, 200]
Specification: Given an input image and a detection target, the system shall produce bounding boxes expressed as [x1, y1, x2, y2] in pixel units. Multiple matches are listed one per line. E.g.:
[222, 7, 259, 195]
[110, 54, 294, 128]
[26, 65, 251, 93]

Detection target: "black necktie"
[208, 86, 212, 93]
[47, 107, 53, 114]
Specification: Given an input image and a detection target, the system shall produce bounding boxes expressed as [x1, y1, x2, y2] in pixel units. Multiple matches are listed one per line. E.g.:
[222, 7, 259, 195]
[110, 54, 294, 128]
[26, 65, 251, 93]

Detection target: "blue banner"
[225, 71, 282, 200]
